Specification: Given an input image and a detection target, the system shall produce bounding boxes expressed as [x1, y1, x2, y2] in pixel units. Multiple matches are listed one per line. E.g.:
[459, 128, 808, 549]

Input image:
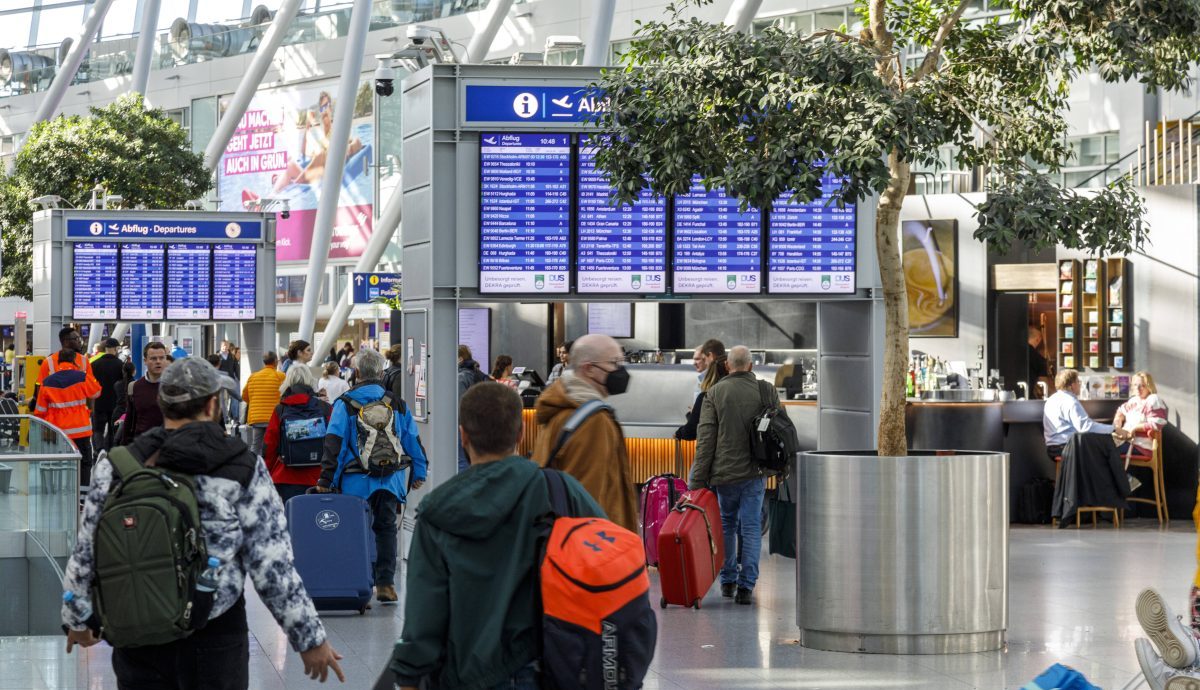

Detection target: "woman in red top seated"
[490, 354, 519, 390]
[262, 363, 332, 503]
[1114, 371, 1167, 457]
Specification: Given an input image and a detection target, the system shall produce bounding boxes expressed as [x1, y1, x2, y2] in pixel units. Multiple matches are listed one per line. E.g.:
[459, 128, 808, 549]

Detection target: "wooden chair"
[1125, 429, 1167, 525]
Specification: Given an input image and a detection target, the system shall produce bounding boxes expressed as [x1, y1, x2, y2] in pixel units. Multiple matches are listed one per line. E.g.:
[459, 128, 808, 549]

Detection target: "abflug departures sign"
[467, 83, 858, 297]
[66, 217, 261, 321]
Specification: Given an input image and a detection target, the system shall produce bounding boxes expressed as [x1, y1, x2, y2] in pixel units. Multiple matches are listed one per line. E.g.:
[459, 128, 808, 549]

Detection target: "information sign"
[352, 272, 402, 305]
[672, 175, 762, 293]
[479, 132, 571, 293]
[119, 243, 166, 320]
[576, 145, 666, 293]
[66, 218, 262, 241]
[464, 85, 604, 124]
[167, 244, 213, 319]
[458, 307, 491, 373]
[72, 242, 118, 319]
[768, 179, 857, 293]
[212, 244, 257, 319]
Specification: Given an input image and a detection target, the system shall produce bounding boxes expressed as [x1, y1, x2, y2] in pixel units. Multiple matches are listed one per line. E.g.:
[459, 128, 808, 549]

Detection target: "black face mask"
[604, 365, 631, 396]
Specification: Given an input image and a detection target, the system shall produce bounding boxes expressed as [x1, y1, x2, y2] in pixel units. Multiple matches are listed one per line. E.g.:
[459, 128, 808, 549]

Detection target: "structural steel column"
[130, 0, 161, 98]
[723, 0, 763, 33]
[202, 0, 306, 170]
[31, 0, 115, 124]
[465, 0, 515, 63]
[582, 0, 617, 66]
[297, 0, 372, 344]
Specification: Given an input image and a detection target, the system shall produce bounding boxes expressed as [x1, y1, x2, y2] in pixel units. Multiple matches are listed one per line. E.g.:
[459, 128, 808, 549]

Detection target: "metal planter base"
[798, 629, 1005, 655]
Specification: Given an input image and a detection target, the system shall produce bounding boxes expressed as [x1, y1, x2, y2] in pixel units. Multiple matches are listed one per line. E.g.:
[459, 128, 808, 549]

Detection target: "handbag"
[767, 474, 797, 559]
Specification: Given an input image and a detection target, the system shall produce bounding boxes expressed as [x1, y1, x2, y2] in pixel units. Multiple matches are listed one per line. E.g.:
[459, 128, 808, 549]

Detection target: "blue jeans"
[368, 490, 399, 586]
[458, 439, 470, 473]
[487, 662, 539, 690]
[714, 477, 765, 590]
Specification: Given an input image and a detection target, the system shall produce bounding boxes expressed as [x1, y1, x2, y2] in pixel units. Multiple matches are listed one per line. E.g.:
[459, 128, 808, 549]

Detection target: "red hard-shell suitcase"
[656, 488, 724, 609]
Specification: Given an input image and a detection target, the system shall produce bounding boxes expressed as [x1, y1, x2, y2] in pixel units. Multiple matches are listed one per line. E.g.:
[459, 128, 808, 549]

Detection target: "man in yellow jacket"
[241, 350, 285, 457]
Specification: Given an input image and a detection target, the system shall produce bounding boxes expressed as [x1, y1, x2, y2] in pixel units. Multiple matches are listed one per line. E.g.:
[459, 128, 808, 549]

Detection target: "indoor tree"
[0, 93, 210, 299]
[593, 0, 1197, 456]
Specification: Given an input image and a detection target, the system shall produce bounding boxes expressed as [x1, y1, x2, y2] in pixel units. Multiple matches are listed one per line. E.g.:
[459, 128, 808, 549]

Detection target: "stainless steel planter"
[796, 450, 1009, 654]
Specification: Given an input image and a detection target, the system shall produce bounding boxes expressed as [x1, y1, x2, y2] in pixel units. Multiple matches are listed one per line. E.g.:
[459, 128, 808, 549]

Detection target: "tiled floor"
[4, 521, 1194, 689]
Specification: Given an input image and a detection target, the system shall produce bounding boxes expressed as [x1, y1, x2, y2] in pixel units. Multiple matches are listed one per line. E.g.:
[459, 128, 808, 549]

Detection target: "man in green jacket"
[689, 345, 772, 606]
[384, 382, 604, 690]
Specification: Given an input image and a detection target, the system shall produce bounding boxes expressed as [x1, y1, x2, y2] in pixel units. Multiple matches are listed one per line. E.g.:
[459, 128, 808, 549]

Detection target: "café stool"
[1053, 455, 1121, 529]
[1124, 430, 1168, 525]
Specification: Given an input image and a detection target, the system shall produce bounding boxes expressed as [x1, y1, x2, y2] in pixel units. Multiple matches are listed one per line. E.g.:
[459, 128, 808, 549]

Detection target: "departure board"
[479, 132, 570, 293]
[768, 176, 857, 293]
[576, 144, 667, 293]
[72, 242, 119, 319]
[212, 244, 256, 319]
[167, 244, 212, 319]
[672, 176, 762, 293]
[118, 243, 166, 320]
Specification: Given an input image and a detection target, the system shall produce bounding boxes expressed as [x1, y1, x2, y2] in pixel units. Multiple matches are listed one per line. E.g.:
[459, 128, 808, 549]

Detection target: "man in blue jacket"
[315, 348, 427, 604]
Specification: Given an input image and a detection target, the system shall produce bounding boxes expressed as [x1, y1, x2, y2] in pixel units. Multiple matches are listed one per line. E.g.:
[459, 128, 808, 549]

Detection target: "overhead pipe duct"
[167, 4, 276, 64]
[466, 0, 516, 63]
[31, 0, 115, 124]
[130, 0, 162, 98]
[582, 0, 616, 66]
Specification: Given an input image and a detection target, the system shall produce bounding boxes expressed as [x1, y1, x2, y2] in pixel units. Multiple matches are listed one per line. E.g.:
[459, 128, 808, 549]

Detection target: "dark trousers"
[93, 406, 116, 459]
[368, 490, 400, 586]
[72, 436, 93, 488]
[274, 483, 308, 504]
[112, 597, 249, 690]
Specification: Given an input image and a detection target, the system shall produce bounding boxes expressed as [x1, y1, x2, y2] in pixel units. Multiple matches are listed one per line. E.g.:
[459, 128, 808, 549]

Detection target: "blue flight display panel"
[73, 242, 119, 320]
[167, 244, 212, 319]
[119, 243, 166, 320]
[576, 144, 667, 293]
[672, 175, 762, 293]
[212, 244, 256, 319]
[768, 175, 857, 293]
[479, 132, 570, 293]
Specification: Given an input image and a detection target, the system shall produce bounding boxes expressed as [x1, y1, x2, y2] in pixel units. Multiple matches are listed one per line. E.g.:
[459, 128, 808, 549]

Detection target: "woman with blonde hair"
[1114, 371, 1167, 457]
[262, 362, 332, 502]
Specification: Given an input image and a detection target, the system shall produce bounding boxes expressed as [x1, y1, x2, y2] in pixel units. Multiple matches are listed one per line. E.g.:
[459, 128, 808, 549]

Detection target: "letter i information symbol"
[514, 93, 539, 119]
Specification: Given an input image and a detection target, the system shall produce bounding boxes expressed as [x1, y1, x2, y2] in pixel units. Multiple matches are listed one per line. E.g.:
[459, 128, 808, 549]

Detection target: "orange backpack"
[539, 469, 657, 690]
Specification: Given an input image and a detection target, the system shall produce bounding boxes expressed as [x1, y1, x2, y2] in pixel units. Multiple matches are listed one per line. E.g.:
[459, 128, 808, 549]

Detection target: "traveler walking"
[545, 340, 573, 386]
[317, 362, 349, 402]
[242, 351, 285, 457]
[170, 340, 189, 360]
[689, 345, 769, 605]
[314, 348, 428, 604]
[383, 344, 405, 400]
[532, 333, 638, 532]
[282, 340, 313, 374]
[33, 327, 101, 485]
[456, 345, 489, 472]
[90, 338, 125, 461]
[676, 355, 728, 441]
[263, 364, 332, 503]
[119, 342, 169, 445]
[62, 358, 345, 688]
[218, 341, 241, 422]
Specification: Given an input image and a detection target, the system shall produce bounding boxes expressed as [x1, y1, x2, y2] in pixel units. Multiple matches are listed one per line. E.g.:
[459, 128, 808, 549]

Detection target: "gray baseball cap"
[158, 358, 242, 404]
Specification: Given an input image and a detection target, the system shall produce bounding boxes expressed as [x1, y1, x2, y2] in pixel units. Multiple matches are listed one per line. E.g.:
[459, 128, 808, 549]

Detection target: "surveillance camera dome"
[374, 59, 396, 97]
[407, 25, 437, 44]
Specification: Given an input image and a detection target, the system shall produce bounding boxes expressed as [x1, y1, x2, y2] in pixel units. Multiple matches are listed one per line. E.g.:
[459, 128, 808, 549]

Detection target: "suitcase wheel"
[693, 599, 701, 610]
[660, 597, 668, 609]
[359, 606, 368, 615]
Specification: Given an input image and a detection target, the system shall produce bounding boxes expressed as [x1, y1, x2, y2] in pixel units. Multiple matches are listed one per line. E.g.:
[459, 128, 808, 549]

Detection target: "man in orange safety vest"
[33, 327, 101, 486]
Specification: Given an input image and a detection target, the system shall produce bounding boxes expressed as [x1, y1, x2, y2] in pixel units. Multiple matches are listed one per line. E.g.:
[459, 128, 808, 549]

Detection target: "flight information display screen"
[768, 176, 857, 293]
[672, 175, 762, 293]
[72, 242, 119, 320]
[119, 243, 166, 320]
[212, 244, 256, 319]
[167, 244, 213, 319]
[576, 144, 667, 293]
[479, 132, 571, 293]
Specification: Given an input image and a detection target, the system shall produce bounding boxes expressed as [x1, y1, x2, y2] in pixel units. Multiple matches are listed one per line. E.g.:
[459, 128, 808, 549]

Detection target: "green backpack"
[92, 447, 210, 648]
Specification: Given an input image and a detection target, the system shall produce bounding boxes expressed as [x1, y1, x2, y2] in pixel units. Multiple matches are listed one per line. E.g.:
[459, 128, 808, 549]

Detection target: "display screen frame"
[118, 242, 167, 321]
[671, 174, 764, 295]
[211, 243, 258, 321]
[72, 242, 120, 320]
[166, 243, 214, 320]
[766, 177, 858, 295]
[586, 302, 634, 338]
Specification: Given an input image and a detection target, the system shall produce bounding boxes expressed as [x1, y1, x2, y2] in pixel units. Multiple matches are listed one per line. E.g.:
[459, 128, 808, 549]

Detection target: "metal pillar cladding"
[723, 0, 764, 33]
[30, 0, 115, 124]
[465, 0, 516, 63]
[202, 0, 307, 170]
[582, 0, 617, 67]
[130, 0, 162, 99]
[296, 0, 372, 345]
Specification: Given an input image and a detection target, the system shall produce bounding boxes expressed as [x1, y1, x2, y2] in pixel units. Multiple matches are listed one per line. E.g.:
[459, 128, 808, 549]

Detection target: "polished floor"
[3, 521, 1195, 689]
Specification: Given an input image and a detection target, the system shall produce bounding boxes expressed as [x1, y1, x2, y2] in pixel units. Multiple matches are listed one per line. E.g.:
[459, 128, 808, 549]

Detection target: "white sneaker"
[1138, 588, 1200, 668]
[1168, 673, 1200, 690]
[1138, 638, 1174, 690]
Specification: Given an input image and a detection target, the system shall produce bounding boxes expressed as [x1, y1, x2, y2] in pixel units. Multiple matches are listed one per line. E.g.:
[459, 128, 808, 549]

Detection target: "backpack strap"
[541, 467, 572, 518]
[107, 446, 142, 481]
[547, 400, 613, 468]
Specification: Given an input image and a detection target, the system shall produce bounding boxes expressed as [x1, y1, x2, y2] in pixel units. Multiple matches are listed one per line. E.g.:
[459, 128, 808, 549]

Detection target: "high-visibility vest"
[34, 352, 101, 440]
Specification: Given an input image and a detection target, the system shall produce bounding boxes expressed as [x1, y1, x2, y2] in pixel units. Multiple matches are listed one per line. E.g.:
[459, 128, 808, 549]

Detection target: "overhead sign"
[464, 85, 607, 123]
[352, 272, 402, 304]
[66, 218, 263, 241]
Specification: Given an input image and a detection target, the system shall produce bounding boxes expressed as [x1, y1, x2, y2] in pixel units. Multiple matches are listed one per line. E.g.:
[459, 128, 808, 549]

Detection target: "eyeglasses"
[588, 357, 626, 368]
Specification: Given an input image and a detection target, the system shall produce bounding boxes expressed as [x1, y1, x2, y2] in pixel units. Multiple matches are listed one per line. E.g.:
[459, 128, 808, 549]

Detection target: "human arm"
[61, 457, 115, 632]
[689, 394, 718, 490]
[675, 392, 704, 441]
[1067, 397, 1113, 436]
[387, 521, 449, 687]
[120, 384, 137, 444]
[563, 471, 608, 518]
[316, 400, 348, 489]
[263, 407, 282, 472]
[397, 407, 427, 487]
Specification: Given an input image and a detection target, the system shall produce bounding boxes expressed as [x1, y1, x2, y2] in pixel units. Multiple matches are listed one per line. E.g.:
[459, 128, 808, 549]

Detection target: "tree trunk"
[875, 150, 911, 457]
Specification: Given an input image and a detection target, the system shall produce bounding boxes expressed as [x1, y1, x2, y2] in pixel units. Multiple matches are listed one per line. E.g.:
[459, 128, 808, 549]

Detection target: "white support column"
[297, 0, 373, 344]
[202, 0, 306, 170]
[30, 0, 116, 125]
[723, 0, 763, 33]
[465, 0, 515, 63]
[582, 0, 617, 67]
[130, 0, 161, 99]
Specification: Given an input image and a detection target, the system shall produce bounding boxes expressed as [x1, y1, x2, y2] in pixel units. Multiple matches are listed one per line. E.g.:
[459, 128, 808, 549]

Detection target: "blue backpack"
[1023, 664, 1101, 690]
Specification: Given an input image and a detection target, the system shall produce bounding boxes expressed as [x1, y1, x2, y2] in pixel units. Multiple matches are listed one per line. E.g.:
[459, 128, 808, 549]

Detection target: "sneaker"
[1138, 588, 1199, 668]
[1138, 638, 1173, 690]
[735, 587, 753, 605]
[1168, 673, 1200, 690]
[720, 583, 736, 598]
[375, 585, 398, 604]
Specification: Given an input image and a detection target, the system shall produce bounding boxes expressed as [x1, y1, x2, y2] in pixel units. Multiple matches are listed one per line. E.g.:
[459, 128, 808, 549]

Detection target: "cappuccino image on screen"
[901, 220, 957, 337]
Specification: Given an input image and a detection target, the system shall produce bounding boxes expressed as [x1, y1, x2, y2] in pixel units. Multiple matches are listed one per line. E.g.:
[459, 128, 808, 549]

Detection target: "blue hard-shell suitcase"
[286, 494, 375, 614]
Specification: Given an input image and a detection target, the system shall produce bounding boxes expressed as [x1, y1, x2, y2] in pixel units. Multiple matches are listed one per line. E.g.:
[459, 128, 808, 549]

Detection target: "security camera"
[545, 35, 585, 52]
[374, 57, 395, 97]
[407, 25, 437, 45]
[29, 194, 64, 210]
[279, 199, 290, 220]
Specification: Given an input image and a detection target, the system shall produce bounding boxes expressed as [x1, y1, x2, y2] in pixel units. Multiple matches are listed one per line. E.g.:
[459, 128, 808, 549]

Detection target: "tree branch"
[869, 0, 894, 54]
[912, 0, 973, 84]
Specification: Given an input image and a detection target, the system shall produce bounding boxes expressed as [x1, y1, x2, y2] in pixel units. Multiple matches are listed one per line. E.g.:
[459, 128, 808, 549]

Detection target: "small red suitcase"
[656, 488, 724, 609]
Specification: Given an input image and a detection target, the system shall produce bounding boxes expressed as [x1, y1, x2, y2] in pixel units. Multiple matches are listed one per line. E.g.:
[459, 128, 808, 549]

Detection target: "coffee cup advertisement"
[902, 220, 958, 337]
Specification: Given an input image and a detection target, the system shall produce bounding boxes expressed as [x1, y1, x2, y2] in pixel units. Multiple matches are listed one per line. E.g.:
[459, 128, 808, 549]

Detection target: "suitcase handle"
[677, 501, 719, 558]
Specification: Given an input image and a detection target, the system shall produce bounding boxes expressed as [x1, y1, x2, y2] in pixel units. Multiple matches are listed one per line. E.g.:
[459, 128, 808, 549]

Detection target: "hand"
[65, 628, 100, 653]
[410, 479, 425, 491]
[308, 485, 333, 495]
[300, 641, 345, 683]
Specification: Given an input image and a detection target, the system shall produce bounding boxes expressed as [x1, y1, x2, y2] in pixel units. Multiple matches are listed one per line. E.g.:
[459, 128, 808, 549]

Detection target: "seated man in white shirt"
[1043, 368, 1130, 460]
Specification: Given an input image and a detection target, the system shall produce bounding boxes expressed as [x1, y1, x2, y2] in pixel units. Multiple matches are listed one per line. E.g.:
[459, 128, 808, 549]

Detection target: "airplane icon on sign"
[483, 136, 497, 145]
[551, 95, 573, 109]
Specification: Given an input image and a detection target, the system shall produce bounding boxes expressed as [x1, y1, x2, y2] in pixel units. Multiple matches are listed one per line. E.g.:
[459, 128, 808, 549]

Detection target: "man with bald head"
[532, 334, 638, 532]
[689, 345, 773, 605]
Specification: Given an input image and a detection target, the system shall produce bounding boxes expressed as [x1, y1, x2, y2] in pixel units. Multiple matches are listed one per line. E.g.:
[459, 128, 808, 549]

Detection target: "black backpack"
[749, 380, 800, 476]
[277, 400, 329, 468]
[1016, 477, 1055, 524]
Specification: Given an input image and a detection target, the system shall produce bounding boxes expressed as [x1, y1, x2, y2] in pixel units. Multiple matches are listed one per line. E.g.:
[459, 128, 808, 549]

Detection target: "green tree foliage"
[0, 93, 210, 298]
[593, 0, 1197, 454]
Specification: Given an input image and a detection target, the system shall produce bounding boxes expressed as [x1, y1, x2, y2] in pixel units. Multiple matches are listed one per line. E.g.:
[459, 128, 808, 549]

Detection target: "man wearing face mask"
[532, 333, 638, 532]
